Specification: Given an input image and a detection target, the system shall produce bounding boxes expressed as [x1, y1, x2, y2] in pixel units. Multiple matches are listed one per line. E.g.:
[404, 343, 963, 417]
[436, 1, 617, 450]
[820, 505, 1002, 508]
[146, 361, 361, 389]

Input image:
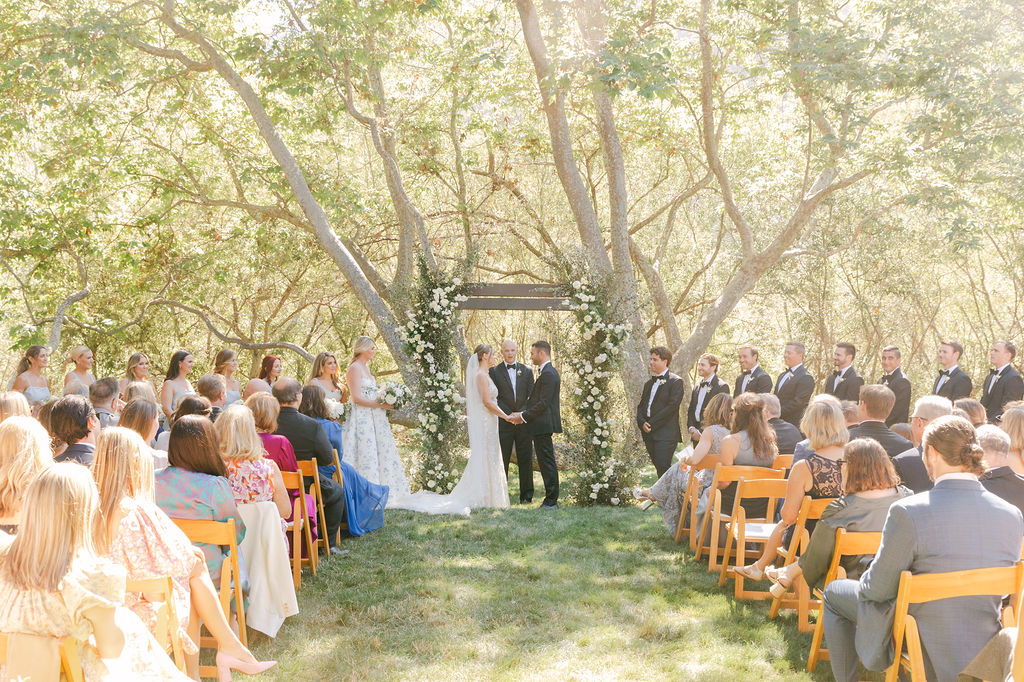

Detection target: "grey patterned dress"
[648, 425, 728, 533]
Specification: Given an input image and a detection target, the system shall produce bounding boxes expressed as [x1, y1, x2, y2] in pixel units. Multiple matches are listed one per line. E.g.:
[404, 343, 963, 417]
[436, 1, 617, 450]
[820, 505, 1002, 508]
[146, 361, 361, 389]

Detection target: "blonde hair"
[124, 352, 148, 381]
[92, 427, 154, 554]
[800, 397, 849, 451]
[215, 405, 266, 462]
[245, 392, 280, 432]
[310, 352, 342, 391]
[66, 345, 91, 367]
[1, 463, 98, 591]
[0, 416, 53, 516]
[213, 349, 237, 375]
[0, 391, 31, 422]
[122, 381, 158, 404]
[352, 336, 374, 362]
[1001, 405, 1024, 454]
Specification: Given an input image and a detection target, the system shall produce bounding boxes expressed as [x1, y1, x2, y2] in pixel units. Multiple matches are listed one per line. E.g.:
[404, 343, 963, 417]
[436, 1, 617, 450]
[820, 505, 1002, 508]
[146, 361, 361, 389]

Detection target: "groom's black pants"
[643, 435, 678, 478]
[499, 423, 534, 502]
[533, 433, 559, 506]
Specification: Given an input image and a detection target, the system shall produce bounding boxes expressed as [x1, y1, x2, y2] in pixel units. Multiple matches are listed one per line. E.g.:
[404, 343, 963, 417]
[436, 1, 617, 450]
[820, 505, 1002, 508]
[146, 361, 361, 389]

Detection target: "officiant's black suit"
[521, 362, 561, 507]
[490, 361, 535, 502]
[636, 372, 684, 477]
[980, 365, 1024, 422]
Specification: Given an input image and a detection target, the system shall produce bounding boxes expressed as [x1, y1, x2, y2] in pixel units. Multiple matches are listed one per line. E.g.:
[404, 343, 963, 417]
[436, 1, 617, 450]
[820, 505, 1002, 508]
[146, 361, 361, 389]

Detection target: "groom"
[489, 339, 535, 503]
[510, 340, 561, 509]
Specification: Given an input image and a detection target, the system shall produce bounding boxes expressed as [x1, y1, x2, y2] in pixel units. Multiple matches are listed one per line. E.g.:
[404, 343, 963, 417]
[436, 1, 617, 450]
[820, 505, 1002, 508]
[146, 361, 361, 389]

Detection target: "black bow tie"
[652, 374, 666, 381]
[505, 364, 516, 370]
[990, 368, 1001, 376]
[741, 369, 751, 376]
[699, 379, 711, 388]
[940, 369, 951, 377]
[831, 370, 842, 377]
[783, 368, 793, 376]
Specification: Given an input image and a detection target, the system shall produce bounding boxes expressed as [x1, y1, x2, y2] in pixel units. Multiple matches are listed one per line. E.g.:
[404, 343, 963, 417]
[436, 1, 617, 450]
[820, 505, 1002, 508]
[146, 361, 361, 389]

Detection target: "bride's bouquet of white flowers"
[324, 398, 346, 421]
[378, 382, 412, 410]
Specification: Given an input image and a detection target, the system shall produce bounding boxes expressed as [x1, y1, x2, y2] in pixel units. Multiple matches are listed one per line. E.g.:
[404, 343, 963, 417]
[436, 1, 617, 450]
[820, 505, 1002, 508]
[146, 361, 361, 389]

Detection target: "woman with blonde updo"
[0, 416, 53, 533]
[63, 345, 95, 395]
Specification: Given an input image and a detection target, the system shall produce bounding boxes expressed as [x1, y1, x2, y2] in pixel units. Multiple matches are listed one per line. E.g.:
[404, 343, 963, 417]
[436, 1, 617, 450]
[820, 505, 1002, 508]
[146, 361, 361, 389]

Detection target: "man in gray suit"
[822, 415, 1024, 682]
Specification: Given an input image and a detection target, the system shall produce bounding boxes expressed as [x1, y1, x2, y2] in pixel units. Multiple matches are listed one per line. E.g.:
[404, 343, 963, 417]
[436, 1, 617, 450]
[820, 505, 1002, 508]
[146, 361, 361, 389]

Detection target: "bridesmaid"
[214, 349, 243, 407]
[242, 355, 281, 399]
[63, 345, 95, 395]
[11, 345, 52, 405]
[308, 352, 347, 403]
[118, 352, 157, 402]
[159, 350, 195, 422]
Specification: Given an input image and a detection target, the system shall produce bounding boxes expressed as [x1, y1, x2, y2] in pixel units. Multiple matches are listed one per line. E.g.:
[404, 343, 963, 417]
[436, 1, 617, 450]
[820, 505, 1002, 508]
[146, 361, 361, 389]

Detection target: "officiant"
[635, 347, 685, 477]
[490, 339, 535, 503]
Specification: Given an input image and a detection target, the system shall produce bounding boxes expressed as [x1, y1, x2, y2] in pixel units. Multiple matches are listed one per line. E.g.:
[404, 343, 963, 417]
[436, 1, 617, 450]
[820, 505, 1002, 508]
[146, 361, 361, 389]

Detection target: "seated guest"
[715, 393, 779, 521]
[638, 394, 732, 533]
[890, 422, 912, 441]
[197, 373, 227, 422]
[242, 355, 281, 400]
[765, 438, 911, 595]
[734, 397, 847, 581]
[0, 416, 53, 533]
[878, 345, 912, 425]
[793, 395, 843, 464]
[980, 340, 1024, 423]
[92, 427, 273, 680]
[840, 400, 860, 428]
[154, 415, 245, 583]
[954, 397, 988, 428]
[215, 405, 291, 521]
[273, 377, 346, 554]
[977, 424, 1024, 516]
[892, 395, 953, 493]
[824, 342, 864, 402]
[300, 384, 343, 479]
[847, 385, 913, 456]
[822, 416, 1024, 682]
[49, 394, 99, 466]
[89, 377, 121, 429]
[36, 400, 66, 458]
[155, 394, 213, 451]
[686, 353, 729, 445]
[0, 463, 192, 681]
[122, 379, 159, 405]
[997, 405, 1024, 474]
[118, 398, 168, 472]
[734, 345, 772, 396]
[762, 393, 801, 455]
[774, 341, 815, 427]
[0, 392, 31, 422]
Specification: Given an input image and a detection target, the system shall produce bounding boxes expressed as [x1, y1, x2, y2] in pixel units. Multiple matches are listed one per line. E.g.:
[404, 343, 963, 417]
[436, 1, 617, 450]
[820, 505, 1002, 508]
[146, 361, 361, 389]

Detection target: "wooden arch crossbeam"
[458, 284, 571, 311]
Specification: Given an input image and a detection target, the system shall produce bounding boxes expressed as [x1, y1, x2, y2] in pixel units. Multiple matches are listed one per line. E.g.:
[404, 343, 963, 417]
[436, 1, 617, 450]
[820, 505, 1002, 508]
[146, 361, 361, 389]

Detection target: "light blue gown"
[316, 417, 387, 536]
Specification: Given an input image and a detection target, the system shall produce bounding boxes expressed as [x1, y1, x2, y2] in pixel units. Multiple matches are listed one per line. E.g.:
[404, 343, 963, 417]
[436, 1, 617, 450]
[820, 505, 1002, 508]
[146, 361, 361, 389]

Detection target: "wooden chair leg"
[796, 578, 812, 633]
[806, 599, 827, 672]
[718, 526, 735, 586]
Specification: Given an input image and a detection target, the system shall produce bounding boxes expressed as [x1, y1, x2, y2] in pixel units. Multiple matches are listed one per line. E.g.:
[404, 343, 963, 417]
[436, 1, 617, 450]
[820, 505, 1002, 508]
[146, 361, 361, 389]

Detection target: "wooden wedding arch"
[457, 283, 571, 311]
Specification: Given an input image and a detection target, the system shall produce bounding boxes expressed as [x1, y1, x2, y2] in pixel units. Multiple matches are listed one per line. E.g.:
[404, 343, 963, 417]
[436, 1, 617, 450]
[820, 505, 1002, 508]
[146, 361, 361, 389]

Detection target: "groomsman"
[878, 345, 912, 425]
[824, 342, 864, 402]
[734, 345, 772, 396]
[490, 339, 535, 503]
[774, 341, 815, 428]
[686, 353, 730, 444]
[932, 339, 973, 401]
[979, 340, 1024, 423]
[635, 347, 685, 477]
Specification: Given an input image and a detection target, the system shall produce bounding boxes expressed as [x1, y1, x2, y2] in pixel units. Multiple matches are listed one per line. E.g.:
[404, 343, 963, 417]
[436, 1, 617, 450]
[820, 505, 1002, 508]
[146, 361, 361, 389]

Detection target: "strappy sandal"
[733, 564, 765, 581]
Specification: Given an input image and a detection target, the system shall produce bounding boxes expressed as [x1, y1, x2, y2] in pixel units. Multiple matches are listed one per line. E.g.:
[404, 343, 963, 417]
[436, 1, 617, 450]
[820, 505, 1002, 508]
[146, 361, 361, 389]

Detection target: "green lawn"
[245, 469, 840, 681]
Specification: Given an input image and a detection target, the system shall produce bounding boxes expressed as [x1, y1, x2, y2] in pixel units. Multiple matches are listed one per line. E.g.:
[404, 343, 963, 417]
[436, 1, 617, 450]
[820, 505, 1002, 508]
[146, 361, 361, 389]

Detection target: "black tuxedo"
[893, 445, 932, 493]
[979, 365, 1024, 422]
[932, 366, 972, 401]
[636, 371, 684, 477]
[686, 374, 730, 438]
[768, 417, 803, 455]
[824, 366, 864, 402]
[774, 364, 815, 428]
[848, 419, 914, 458]
[733, 366, 773, 397]
[520, 363, 561, 506]
[879, 368, 912, 425]
[490, 361, 536, 502]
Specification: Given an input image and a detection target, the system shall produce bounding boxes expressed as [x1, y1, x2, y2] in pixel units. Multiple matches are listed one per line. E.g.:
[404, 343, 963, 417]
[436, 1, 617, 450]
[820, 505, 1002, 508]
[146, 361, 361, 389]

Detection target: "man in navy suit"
[733, 345, 773, 396]
[774, 341, 815, 428]
[979, 340, 1024, 423]
[490, 340, 536, 503]
[636, 346, 685, 477]
[932, 339, 973, 401]
[824, 342, 864, 402]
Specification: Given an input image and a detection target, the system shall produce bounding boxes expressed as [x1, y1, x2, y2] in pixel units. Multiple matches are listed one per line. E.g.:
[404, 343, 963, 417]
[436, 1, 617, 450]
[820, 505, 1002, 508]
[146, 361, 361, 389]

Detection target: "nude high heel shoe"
[215, 651, 276, 681]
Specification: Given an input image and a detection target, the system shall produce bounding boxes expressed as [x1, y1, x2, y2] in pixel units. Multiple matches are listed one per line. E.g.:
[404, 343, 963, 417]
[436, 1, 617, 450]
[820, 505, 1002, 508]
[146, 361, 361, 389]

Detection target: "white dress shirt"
[647, 370, 668, 417]
[777, 363, 803, 390]
[989, 363, 1011, 393]
[693, 374, 715, 419]
[833, 365, 850, 391]
[936, 364, 959, 392]
[741, 365, 761, 392]
[505, 362, 518, 400]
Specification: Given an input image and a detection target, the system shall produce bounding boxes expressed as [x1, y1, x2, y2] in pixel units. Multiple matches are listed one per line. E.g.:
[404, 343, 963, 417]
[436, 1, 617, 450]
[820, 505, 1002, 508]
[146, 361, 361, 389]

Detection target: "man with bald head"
[489, 339, 535, 503]
[891, 395, 953, 493]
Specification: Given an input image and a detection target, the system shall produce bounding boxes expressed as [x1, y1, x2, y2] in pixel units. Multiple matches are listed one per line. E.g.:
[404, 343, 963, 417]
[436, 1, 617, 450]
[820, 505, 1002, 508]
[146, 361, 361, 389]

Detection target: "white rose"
[610, 497, 620, 505]
[580, 303, 589, 310]
[591, 387, 599, 396]
[427, 479, 437, 487]
[589, 492, 598, 499]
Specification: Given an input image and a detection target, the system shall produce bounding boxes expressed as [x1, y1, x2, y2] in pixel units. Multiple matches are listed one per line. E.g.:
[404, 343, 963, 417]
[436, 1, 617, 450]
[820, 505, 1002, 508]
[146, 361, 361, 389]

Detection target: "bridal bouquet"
[324, 398, 346, 421]
[378, 382, 412, 409]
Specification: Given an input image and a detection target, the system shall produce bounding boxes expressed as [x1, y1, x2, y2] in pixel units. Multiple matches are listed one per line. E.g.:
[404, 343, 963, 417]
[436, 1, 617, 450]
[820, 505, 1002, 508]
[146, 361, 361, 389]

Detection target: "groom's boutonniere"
[516, 368, 522, 376]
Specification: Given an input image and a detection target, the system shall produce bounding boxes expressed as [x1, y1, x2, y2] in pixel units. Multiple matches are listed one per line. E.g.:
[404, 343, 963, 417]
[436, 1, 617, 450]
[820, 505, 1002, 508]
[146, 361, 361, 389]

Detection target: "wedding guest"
[793, 395, 844, 464]
[215, 405, 291, 520]
[734, 397, 846, 581]
[213, 349, 243, 407]
[118, 352, 156, 402]
[11, 345, 52, 404]
[197, 373, 227, 422]
[273, 377, 346, 553]
[0, 463, 194, 681]
[878, 345, 912, 425]
[932, 339, 972, 400]
[160, 350, 195, 422]
[891, 395, 953, 493]
[243, 355, 281, 400]
[0, 392, 31, 422]
[977, 424, 1024, 515]
[763, 439, 911, 596]
[490, 339, 535, 503]
[36, 400, 66, 459]
[774, 341, 815, 427]
[118, 398, 168, 472]
[890, 422, 913, 441]
[821, 416, 1023, 682]
[298, 385, 387, 536]
[308, 351, 347, 402]
[954, 398, 988, 427]
[762, 394, 801, 454]
[999, 405, 1024, 471]
[92, 427, 274, 680]
[154, 415, 246, 582]
[734, 345, 772, 396]
[638, 393, 732, 533]
[637, 346, 685, 477]
[0, 416, 53, 534]
[979, 340, 1024, 423]
[686, 353, 729, 445]
[122, 380, 158, 405]
[50, 394, 98, 467]
[89, 377, 120, 429]
[154, 395, 213, 451]
[841, 400, 860, 428]
[63, 345, 95, 395]
[848, 385, 913, 456]
[716, 393, 779, 520]
[824, 343, 864, 402]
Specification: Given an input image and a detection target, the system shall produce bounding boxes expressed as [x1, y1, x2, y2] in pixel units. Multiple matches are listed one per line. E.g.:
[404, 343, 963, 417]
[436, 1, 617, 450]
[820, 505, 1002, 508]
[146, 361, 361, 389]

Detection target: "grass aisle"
[248, 494, 836, 681]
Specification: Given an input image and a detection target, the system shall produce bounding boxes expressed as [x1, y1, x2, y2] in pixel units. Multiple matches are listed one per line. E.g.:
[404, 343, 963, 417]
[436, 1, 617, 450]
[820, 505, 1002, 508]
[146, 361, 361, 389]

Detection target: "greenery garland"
[401, 257, 469, 493]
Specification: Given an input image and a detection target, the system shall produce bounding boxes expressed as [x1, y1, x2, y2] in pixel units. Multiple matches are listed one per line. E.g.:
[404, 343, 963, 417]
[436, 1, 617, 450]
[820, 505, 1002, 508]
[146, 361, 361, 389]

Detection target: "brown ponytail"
[922, 415, 986, 475]
[731, 393, 778, 462]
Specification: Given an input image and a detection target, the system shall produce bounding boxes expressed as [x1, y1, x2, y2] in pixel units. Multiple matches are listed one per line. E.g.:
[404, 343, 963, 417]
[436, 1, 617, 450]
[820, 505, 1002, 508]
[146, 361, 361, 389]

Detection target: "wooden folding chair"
[281, 469, 318, 587]
[767, 496, 836, 630]
[332, 448, 343, 485]
[772, 454, 794, 473]
[884, 562, 1024, 682]
[717, 478, 789, 598]
[694, 464, 785, 572]
[59, 637, 85, 682]
[297, 459, 331, 553]
[673, 454, 721, 546]
[125, 576, 187, 671]
[806, 528, 883, 672]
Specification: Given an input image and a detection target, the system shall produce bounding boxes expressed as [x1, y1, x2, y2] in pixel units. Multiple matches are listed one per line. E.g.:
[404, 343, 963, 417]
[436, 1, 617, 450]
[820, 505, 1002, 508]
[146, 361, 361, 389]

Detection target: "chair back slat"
[772, 454, 794, 471]
[833, 529, 884, 559]
[171, 517, 236, 546]
[902, 563, 1024, 604]
[280, 470, 303, 490]
[713, 464, 785, 485]
[691, 454, 723, 471]
[806, 497, 835, 521]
